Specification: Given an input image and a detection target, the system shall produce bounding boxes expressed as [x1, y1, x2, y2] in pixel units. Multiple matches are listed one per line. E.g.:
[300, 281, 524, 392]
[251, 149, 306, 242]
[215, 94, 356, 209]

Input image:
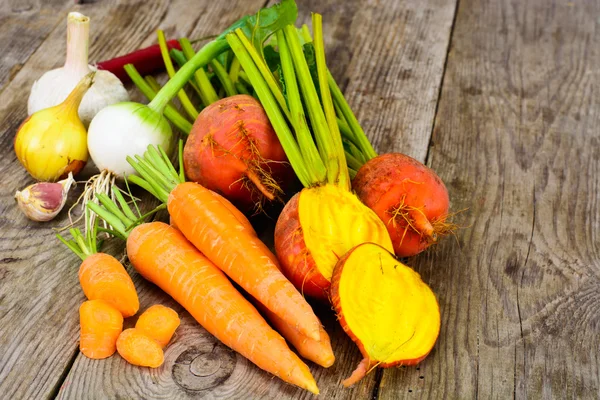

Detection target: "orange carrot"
[57, 222, 139, 318]
[167, 182, 320, 341]
[117, 328, 164, 368]
[79, 252, 139, 318]
[135, 305, 180, 348]
[127, 145, 321, 341]
[255, 301, 335, 368]
[79, 300, 123, 359]
[125, 221, 319, 393]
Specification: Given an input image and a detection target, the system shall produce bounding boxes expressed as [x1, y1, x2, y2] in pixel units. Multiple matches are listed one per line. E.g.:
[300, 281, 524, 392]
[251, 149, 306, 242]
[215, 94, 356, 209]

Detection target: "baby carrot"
[79, 300, 123, 359]
[135, 305, 180, 348]
[57, 210, 139, 318]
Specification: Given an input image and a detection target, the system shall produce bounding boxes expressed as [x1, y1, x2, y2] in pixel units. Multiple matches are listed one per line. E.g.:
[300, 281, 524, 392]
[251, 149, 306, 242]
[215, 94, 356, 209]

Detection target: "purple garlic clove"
[15, 173, 75, 221]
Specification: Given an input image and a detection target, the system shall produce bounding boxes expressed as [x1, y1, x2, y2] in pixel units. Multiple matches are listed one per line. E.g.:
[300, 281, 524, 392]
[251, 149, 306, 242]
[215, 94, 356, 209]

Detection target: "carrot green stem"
[56, 233, 87, 261]
[113, 187, 139, 221]
[124, 64, 192, 134]
[210, 59, 237, 97]
[127, 175, 161, 201]
[126, 142, 186, 204]
[227, 31, 311, 187]
[157, 31, 199, 120]
[177, 140, 185, 183]
[180, 38, 220, 106]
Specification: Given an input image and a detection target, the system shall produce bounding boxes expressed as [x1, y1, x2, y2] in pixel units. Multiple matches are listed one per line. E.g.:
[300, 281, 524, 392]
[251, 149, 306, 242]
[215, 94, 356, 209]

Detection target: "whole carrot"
[125, 222, 318, 393]
[168, 182, 320, 340]
[135, 304, 180, 348]
[126, 144, 321, 341]
[96, 40, 182, 83]
[79, 300, 123, 359]
[57, 212, 139, 318]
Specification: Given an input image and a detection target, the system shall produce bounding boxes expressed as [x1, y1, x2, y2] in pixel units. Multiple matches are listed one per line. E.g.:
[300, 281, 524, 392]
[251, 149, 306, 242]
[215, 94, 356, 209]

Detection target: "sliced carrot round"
[135, 304, 180, 348]
[117, 328, 164, 368]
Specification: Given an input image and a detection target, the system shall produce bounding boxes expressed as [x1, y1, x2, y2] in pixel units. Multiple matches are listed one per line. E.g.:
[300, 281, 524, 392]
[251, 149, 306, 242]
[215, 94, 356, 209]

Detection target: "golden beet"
[275, 184, 393, 300]
[330, 243, 441, 386]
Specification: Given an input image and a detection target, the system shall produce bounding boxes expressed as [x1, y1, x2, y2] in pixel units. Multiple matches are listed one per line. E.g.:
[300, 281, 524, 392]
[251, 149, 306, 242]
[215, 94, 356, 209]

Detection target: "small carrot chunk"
[117, 328, 164, 368]
[135, 305, 180, 348]
[79, 300, 123, 359]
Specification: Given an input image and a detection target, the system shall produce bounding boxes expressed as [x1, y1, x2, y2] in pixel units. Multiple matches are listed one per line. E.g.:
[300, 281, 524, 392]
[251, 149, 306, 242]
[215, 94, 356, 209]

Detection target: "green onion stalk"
[86, 0, 298, 178]
[225, 14, 394, 301]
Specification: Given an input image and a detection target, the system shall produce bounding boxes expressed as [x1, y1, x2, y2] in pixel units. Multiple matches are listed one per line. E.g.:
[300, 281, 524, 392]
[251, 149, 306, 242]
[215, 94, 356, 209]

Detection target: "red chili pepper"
[96, 39, 182, 83]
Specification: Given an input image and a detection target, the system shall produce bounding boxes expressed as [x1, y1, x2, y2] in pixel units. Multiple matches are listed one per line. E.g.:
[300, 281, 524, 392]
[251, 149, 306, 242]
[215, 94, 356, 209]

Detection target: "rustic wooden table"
[1, 0, 599, 399]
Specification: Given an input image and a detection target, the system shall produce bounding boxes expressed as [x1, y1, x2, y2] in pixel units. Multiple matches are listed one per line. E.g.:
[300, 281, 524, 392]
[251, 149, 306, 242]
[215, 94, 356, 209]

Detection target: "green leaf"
[219, 0, 298, 49]
[264, 45, 281, 72]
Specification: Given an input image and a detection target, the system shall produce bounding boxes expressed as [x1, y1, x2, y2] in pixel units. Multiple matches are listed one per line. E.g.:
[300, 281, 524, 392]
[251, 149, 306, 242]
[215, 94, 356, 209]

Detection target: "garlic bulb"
[27, 12, 129, 126]
[15, 173, 75, 222]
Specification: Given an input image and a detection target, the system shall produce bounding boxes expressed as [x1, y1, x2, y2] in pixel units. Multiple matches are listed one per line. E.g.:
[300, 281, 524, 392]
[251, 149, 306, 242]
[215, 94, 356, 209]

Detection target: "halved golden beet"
[275, 184, 393, 300]
[330, 242, 440, 386]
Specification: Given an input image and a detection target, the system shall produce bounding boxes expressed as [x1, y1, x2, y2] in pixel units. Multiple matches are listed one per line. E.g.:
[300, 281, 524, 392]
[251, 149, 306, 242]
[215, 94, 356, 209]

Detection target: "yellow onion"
[15, 72, 93, 182]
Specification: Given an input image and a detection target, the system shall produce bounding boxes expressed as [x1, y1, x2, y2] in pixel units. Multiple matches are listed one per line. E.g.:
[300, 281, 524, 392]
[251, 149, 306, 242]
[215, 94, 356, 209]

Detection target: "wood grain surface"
[377, 0, 600, 399]
[1, 0, 598, 399]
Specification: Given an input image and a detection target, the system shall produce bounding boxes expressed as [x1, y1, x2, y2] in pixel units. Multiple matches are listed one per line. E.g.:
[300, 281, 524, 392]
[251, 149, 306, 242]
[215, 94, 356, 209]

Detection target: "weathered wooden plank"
[0, 0, 210, 398]
[379, 0, 600, 398]
[0, 0, 457, 399]
[0, 0, 72, 93]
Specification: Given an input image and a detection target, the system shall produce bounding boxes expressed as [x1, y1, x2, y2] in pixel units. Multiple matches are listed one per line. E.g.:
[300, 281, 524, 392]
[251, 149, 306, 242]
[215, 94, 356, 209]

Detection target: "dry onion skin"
[331, 242, 440, 386]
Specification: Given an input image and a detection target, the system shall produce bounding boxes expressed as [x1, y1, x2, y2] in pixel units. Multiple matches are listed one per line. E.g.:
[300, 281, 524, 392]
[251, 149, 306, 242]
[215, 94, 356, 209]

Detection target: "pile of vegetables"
[11, 0, 461, 394]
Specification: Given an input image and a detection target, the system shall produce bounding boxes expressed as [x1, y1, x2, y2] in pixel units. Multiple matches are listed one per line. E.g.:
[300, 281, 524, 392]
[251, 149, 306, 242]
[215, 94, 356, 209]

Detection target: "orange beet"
[79, 300, 123, 359]
[353, 153, 452, 257]
[116, 328, 164, 368]
[135, 305, 180, 348]
[183, 95, 292, 213]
